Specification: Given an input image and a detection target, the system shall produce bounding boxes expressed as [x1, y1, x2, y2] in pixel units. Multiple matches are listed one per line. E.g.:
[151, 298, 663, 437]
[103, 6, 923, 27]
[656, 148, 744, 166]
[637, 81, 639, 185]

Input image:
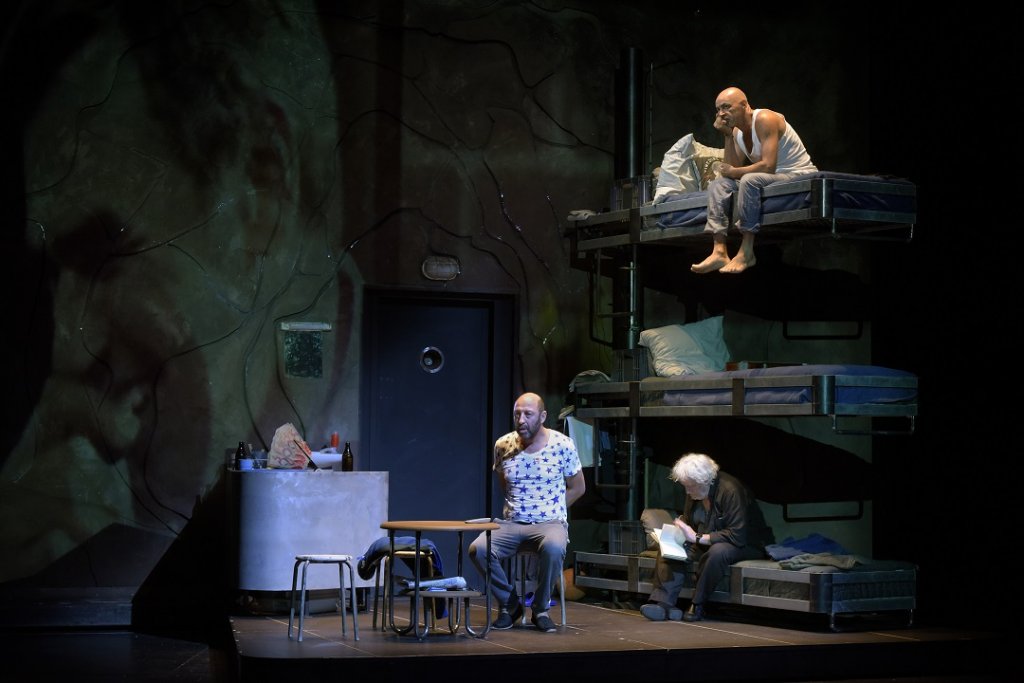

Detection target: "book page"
[651, 523, 688, 561]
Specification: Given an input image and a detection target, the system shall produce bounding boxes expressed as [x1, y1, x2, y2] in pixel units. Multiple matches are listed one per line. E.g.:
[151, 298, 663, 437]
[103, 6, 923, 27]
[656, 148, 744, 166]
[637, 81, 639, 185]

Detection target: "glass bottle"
[342, 442, 354, 471]
[235, 441, 246, 469]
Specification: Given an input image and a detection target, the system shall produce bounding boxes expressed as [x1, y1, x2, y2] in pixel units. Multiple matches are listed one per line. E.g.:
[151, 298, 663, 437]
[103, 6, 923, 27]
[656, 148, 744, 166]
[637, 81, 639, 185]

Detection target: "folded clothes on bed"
[778, 552, 862, 570]
[569, 369, 611, 392]
[766, 532, 849, 560]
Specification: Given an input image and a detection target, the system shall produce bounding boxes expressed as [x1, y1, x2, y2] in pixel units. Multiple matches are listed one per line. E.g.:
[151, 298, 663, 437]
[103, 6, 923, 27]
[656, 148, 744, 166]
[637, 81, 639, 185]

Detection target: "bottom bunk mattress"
[644, 364, 918, 416]
[573, 550, 917, 631]
[693, 557, 917, 630]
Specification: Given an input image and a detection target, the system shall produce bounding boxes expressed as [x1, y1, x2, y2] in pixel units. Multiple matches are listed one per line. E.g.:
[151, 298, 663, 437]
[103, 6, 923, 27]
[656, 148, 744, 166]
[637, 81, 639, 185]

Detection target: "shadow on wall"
[638, 418, 872, 506]
[640, 243, 872, 323]
[132, 472, 229, 641]
[0, 462, 227, 639]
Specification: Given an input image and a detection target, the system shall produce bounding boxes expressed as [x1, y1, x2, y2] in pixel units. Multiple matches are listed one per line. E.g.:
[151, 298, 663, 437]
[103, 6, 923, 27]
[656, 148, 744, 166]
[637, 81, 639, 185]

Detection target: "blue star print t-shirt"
[494, 430, 582, 523]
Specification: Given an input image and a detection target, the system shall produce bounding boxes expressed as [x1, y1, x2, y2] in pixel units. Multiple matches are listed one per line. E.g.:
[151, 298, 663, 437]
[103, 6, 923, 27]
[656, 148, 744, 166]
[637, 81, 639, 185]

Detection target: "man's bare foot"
[720, 252, 756, 274]
[691, 253, 730, 274]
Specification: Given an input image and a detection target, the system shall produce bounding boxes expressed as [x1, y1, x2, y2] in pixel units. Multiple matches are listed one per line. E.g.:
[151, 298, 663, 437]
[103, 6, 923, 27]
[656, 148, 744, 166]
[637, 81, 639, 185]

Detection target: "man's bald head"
[714, 86, 751, 130]
[716, 87, 748, 109]
[513, 392, 547, 445]
[515, 392, 545, 413]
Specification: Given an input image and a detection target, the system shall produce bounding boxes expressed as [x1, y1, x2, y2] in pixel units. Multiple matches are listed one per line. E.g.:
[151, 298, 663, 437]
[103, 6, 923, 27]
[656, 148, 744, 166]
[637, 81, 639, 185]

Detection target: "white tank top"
[733, 109, 817, 174]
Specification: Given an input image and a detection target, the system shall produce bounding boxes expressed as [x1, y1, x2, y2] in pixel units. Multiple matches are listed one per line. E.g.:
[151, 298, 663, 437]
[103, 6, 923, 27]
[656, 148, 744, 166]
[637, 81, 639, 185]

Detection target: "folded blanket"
[778, 552, 861, 570]
[766, 532, 850, 561]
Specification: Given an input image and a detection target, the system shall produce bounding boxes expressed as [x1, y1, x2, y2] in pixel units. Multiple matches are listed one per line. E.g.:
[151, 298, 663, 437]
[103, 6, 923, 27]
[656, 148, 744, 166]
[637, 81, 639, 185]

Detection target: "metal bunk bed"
[565, 174, 919, 629]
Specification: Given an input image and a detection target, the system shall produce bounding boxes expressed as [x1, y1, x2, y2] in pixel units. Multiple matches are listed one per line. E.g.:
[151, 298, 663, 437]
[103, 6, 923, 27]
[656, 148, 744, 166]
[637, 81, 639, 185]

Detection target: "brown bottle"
[342, 442, 354, 471]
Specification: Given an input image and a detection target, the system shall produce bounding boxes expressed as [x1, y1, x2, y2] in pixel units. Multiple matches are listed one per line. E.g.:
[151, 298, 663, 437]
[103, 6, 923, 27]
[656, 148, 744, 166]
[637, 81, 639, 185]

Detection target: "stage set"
[228, 594, 1009, 682]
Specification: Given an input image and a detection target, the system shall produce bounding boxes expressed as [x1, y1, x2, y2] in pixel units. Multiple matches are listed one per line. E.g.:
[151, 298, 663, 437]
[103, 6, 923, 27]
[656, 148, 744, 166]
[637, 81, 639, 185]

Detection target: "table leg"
[411, 531, 429, 639]
[465, 528, 493, 637]
[386, 531, 412, 636]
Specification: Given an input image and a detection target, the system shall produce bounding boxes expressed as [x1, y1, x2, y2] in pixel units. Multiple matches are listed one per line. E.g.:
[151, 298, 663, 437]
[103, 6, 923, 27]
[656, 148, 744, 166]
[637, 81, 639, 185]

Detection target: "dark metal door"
[363, 291, 512, 576]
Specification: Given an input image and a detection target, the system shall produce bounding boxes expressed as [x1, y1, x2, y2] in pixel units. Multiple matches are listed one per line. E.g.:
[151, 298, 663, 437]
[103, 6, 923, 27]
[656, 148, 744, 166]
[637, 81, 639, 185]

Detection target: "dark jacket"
[357, 536, 444, 580]
[681, 471, 774, 550]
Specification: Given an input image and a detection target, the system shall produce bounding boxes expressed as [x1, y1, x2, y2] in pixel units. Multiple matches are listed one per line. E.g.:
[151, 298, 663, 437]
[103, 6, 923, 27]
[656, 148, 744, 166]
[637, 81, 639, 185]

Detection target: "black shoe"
[682, 603, 704, 622]
[532, 613, 557, 632]
[356, 555, 375, 581]
[492, 601, 523, 629]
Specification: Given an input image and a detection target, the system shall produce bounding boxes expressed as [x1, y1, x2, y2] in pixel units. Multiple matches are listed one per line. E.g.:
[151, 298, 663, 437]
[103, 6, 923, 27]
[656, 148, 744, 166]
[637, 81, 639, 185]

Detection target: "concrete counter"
[227, 469, 388, 595]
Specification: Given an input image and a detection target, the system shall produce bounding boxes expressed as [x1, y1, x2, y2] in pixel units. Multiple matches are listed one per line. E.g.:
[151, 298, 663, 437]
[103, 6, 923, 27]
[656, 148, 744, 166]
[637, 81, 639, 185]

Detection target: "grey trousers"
[705, 171, 800, 236]
[649, 541, 764, 607]
[469, 520, 567, 615]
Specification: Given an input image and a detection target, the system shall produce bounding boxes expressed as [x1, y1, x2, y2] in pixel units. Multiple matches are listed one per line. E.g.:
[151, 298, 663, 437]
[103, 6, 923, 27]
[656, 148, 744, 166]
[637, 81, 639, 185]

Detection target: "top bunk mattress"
[569, 171, 916, 251]
[760, 171, 916, 225]
[649, 171, 915, 231]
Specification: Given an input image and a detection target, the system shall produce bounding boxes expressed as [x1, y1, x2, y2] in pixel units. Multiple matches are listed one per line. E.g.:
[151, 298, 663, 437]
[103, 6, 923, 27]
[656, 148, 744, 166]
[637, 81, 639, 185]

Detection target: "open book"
[650, 523, 688, 561]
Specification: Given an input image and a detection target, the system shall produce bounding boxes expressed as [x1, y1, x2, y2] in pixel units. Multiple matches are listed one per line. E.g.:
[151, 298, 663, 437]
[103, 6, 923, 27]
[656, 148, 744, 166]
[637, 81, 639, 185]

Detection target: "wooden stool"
[288, 554, 359, 641]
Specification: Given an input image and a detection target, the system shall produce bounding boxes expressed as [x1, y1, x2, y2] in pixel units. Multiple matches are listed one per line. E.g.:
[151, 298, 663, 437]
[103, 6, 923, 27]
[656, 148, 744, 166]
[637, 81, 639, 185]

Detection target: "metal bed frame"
[567, 173, 916, 252]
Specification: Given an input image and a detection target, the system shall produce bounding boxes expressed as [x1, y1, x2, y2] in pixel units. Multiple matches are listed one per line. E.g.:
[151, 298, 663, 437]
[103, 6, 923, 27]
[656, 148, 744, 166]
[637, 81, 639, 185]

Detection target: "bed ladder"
[591, 415, 641, 521]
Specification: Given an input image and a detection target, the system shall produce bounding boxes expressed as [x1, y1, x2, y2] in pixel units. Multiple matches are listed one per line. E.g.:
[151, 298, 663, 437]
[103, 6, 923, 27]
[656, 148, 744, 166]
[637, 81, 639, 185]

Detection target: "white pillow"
[652, 133, 701, 204]
[638, 316, 730, 377]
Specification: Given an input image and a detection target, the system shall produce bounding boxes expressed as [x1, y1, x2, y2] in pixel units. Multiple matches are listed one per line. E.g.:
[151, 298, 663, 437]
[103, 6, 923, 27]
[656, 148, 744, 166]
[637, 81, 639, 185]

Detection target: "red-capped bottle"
[330, 432, 339, 449]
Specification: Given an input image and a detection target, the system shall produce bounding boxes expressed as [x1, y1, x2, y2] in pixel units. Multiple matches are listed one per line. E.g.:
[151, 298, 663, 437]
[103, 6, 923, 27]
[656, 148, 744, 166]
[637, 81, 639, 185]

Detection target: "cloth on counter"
[267, 422, 309, 469]
[766, 532, 850, 560]
[778, 552, 862, 570]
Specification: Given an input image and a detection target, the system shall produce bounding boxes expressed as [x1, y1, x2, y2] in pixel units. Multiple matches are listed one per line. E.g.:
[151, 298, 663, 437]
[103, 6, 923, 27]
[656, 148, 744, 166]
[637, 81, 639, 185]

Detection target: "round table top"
[381, 520, 499, 532]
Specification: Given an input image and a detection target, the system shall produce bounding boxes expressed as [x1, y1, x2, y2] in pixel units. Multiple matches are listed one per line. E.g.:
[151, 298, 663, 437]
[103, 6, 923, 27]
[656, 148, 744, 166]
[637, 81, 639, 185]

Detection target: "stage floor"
[230, 597, 1011, 682]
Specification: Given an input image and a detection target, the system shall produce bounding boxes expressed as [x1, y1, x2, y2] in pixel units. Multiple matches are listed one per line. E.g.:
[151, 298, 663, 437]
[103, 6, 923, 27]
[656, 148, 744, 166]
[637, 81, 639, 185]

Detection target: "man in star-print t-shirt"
[469, 392, 585, 633]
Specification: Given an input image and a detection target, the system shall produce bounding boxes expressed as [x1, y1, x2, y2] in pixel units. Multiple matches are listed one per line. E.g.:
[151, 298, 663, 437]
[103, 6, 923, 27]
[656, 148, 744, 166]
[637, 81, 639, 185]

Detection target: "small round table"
[379, 520, 499, 639]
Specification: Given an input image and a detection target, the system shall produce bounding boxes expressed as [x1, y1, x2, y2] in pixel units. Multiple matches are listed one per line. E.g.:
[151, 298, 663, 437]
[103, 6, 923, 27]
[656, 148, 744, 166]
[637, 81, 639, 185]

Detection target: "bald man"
[691, 87, 817, 274]
[469, 392, 585, 632]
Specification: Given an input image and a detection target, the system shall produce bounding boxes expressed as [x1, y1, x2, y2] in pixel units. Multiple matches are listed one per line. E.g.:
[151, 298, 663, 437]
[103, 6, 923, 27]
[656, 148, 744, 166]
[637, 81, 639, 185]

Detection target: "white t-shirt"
[733, 109, 817, 174]
[494, 430, 582, 523]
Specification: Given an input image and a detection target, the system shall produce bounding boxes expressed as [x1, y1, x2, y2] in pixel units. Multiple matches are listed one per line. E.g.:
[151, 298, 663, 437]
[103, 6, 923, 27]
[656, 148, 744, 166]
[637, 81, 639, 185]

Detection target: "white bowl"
[310, 450, 342, 469]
